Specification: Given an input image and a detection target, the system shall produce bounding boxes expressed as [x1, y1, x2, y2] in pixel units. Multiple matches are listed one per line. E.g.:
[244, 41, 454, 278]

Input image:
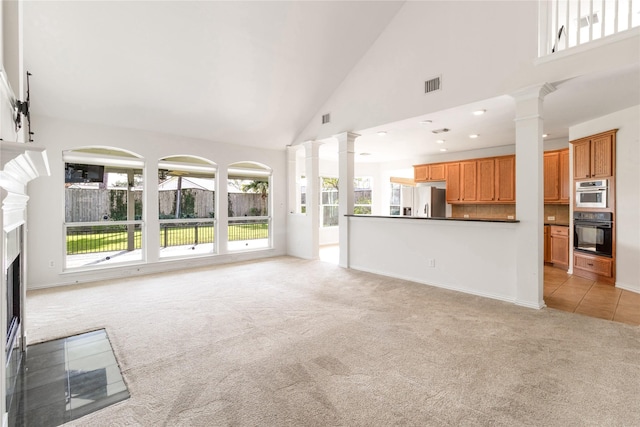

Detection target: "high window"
[541, 0, 640, 56]
[63, 148, 144, 270]
[227, 162, 272, 251]
[158, 156, 216, 259]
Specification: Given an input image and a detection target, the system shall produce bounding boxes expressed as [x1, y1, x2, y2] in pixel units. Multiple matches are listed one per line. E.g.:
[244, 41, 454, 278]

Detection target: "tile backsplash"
[451, 203, 569, 223]
[451, 204, 515, 219]
[544, 204, 570, 224]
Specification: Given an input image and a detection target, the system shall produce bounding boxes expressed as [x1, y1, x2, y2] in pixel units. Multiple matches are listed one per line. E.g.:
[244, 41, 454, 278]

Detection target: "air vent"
[424, 76, 441, 94]
[431, 128, 450, 134]
[322, 113, 331, 124]
[579, 12, 599, 28]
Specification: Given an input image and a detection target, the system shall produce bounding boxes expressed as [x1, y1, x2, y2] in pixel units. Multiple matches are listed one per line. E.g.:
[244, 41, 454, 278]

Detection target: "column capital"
[333, 131, 360, 144]
[510, 82, 556, 102]
[302, 140, 323, 152]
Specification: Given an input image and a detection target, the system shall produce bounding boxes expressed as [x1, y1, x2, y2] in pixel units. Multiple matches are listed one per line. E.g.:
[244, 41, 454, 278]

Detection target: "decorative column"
[337, 132, 359, 268]
[511, 83, 556, 309]
[216, 165, 229, 255]
[286, 146, 298, 214]
[304, 141, 321, 259]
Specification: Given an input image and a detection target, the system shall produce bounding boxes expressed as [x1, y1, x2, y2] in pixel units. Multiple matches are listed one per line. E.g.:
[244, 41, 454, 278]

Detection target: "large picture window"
[158, 156, 216, 259]
[63, 148, 144, 270]
[228, 162, 272, 251]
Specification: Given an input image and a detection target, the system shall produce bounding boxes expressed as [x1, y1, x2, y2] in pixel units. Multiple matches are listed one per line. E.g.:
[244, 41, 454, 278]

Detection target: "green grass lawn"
[67, 224, 269, 254]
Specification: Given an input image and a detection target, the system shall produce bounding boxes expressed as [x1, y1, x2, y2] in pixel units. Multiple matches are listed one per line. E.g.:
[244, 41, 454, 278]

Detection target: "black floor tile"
[8, 329, 129, 427]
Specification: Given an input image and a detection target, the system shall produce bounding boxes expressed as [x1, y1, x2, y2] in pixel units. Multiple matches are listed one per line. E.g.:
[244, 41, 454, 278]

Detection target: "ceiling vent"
[424, 76, 442, 94]
[431, 128, 450, 134]
[321, 113, 331, 124]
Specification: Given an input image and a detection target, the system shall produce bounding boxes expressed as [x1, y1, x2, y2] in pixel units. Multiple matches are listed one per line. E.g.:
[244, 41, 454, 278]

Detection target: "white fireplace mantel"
[0, 141, 50, 231]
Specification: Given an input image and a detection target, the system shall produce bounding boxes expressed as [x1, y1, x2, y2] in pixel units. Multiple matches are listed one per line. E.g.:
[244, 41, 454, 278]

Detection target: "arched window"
[63, 148, 144, 270]
[158, 156, 217, 259]
[227, 162, 272, 251]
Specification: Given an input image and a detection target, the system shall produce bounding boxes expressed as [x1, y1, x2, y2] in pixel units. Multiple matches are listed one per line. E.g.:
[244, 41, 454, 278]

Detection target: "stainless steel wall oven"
[573, 211, 613, 257]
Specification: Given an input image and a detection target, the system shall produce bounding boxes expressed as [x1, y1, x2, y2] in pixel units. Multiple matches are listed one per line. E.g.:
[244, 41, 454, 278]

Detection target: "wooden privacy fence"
[65, 189, 265, 222]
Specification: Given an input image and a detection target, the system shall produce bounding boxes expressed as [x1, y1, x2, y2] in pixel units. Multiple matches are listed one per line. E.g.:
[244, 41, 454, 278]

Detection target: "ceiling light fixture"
[432, 128, 450, 134]
[377, 131, 387, 136]
[439, 148, 448, 152]
[472, 109, 486, 116]
[436, 139, 445, 144]
[360, 152, 371, 156]
[469, 134, 479, 139]
[419, 120, 432, 125]
[543, 134, 549, 138]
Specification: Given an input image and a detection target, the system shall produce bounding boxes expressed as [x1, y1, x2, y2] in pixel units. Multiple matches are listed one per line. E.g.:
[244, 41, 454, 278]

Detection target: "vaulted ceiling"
[23, 1, 639, 163]
[23, 1, 404, 149]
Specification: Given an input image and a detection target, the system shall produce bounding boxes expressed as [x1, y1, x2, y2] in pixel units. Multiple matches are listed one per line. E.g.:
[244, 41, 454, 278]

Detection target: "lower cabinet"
[574, 252, 613, 279]
[544, 225, 568, 268]
[550, 226, 569, 268]
[544, 226, 551, 263]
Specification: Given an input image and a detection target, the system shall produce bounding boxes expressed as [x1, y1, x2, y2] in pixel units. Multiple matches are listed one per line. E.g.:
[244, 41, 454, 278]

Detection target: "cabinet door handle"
[587, 263, 594, 266]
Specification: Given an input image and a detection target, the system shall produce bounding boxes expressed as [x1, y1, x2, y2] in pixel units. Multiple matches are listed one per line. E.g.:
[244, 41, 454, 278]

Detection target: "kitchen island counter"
[346, 214, 519, 223]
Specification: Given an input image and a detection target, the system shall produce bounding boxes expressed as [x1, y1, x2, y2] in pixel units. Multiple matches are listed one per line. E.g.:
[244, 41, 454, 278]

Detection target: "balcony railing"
[227, 217, 270, 241]
[540, 0, 640, 56]
[65, 221, 143, 255]
[159, 219, 215, 248]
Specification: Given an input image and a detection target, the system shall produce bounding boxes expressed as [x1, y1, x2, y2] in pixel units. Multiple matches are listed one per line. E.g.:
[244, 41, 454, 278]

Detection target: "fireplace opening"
[6, 252, 20, 357]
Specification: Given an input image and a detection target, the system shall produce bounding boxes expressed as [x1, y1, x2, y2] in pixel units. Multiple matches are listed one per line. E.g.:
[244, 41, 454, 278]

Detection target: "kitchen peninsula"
[346, 214, 523, 306]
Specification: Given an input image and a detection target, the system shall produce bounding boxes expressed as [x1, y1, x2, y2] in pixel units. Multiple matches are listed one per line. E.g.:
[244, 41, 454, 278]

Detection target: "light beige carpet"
[26, 256, 640, 426]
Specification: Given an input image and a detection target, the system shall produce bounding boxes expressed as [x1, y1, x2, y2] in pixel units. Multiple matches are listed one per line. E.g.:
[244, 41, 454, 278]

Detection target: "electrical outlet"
[428, 258, 435, 268]
[547, 216, 555, 221]
[507, 215, 514, 220]
[48, 260, 54, 268]
[463, 214, 470, 218]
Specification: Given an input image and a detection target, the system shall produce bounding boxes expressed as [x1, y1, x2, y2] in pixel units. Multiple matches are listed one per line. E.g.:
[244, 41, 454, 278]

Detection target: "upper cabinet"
[544, 149, 569, 204]
[414, 163, 446, 182]
[438, 155, 515, 204]
[445, 163, 461, 203]
[495, 156, 515, 202]
[572, 130, 615, 180]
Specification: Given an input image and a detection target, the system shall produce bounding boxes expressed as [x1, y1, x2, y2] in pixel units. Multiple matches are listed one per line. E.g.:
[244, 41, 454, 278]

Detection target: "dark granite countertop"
[346, 214, 519, 223]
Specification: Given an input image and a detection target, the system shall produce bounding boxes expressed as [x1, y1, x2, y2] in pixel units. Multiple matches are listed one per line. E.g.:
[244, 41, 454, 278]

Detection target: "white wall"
[570, 105, 640, 293]
[349, 216, 518, 302]
[295, 1, 638, 145]
[26, 115, 287, 289]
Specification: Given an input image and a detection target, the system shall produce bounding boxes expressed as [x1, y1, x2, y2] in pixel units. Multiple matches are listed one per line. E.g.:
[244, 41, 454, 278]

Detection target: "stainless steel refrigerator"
[412, 184, 446, 218]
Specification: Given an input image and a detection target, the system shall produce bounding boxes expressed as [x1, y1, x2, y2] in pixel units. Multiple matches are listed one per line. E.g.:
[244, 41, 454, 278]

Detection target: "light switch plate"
[547, 216, 556, 221]
[464, 214, 469, 218]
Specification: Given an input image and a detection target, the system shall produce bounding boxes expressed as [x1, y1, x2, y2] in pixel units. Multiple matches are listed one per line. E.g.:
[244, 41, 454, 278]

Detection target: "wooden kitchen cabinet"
[574, 252, 613, 279]
[414, 163, 446, 182]
[445, 163, 461, 202]
[544, 225, 551, 263]
[559, 149, 570, 203]
[572, 130, 615, 179]
[460, 161, 477, 202]
[495, 155, 515, 202]
[550, 226, 569, 267]
[544, 152, 560, 201]
[544, 149, 569, 204]
[477, 158, 495, 202]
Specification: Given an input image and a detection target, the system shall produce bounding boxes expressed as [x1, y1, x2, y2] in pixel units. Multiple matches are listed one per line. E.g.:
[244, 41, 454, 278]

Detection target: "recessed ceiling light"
[543, 134, 549, 138]
[419, 120, 432, 125]
[472, 109, 486, 116]
[359, 152, 371, 156]
[377, 131, 387, 136]
[432, 128, 450, 134]
[439, 148, 448, 152]
[436, 139, 445, 144]
[469, 134, 479, 139]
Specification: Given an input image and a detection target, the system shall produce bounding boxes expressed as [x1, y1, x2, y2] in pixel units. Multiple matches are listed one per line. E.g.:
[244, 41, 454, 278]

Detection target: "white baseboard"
[616, 282, 640, 294]
[349, 263, 518, 306]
